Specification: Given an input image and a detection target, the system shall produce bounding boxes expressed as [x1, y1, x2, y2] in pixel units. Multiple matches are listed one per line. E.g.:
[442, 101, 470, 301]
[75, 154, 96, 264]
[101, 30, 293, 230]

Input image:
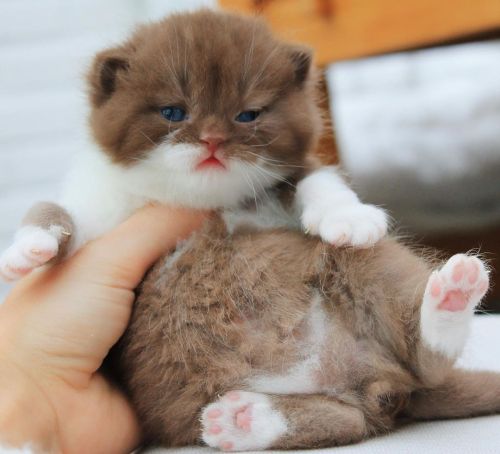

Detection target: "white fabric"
[146, 315, 500, 454]
[327, 41, 500, 233]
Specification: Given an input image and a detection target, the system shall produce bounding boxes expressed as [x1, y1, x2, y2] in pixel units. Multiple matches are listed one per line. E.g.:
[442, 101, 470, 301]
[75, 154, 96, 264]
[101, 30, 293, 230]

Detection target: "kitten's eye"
[160, 106, 187, 122]
[235, 110, 260, 123]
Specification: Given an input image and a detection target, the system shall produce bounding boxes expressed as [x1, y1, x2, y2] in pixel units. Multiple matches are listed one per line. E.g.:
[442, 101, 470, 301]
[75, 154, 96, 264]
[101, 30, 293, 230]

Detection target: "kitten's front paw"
[0, 226, 61, 281]
[201, 391, 287, 451]
[302, 203, 388, 248]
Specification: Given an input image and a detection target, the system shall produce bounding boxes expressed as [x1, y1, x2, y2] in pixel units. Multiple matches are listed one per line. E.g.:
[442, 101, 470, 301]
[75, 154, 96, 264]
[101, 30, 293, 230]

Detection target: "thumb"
[73, 204, 207, 289]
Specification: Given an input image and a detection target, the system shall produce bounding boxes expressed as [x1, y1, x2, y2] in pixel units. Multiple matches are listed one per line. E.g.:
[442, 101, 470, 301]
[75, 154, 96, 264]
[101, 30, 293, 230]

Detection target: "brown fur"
[116, 220, 500, 449]
[87, 9, 321, 179]
[21, 202, 74, 261]
[87, 10, 500, 450]
[271, 394, 367, 449]
[14, 10, 324, 282]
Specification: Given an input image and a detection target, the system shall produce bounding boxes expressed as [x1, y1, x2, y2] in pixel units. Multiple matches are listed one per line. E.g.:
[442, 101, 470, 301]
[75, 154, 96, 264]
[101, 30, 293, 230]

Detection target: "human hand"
[0, 205, 206, 453]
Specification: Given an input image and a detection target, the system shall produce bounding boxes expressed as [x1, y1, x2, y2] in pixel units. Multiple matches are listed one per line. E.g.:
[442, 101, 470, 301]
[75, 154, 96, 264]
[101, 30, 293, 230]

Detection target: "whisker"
[140, 131, 159, 147]
[243, 19, 257, 83]
[240, 166, 259, 209]
[248, 43, 281, 91]
[244, 150, 306, 169]
[248, 135, 281, 148]
[249, 162, 296, 188]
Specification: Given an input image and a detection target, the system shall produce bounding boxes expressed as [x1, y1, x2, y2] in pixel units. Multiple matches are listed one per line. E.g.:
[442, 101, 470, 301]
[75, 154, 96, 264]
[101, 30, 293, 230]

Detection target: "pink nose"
[200, 135, 226, 154]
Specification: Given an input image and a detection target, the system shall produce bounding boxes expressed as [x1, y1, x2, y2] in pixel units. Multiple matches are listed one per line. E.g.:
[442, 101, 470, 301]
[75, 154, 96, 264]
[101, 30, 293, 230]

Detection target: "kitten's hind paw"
[0, 226, 61, 281]
[421, 254, 489, 358]
[201, 391, 287, 451]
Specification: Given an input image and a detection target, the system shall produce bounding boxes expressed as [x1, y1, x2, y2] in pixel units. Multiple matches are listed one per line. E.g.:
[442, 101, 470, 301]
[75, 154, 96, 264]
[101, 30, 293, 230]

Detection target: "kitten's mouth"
[195, 155, 226, 171]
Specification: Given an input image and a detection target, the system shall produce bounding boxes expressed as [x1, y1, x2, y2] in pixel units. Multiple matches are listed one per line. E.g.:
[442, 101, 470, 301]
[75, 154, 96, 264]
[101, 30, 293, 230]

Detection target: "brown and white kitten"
[72, 10, 497, 453]
[0, 10, 387, 281]
[120, 218, 494, 451]
[1, 10, 498, 453]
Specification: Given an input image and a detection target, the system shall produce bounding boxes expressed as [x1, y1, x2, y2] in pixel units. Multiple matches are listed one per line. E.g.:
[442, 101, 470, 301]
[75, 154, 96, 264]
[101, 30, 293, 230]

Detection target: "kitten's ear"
[288, 46, 313, 86]
[88, 46, 130, 107]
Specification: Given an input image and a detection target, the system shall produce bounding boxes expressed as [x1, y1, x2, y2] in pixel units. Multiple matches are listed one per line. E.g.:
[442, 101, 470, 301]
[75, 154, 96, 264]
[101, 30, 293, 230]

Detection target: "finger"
[71, 204, 207, 289]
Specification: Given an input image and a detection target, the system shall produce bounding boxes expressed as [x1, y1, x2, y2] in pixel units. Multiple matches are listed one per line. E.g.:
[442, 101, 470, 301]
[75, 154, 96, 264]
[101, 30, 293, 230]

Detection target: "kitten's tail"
[406, 368, 500, 420]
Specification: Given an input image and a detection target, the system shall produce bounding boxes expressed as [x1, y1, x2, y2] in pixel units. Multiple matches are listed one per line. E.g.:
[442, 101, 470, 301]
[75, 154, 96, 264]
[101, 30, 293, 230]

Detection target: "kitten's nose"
[200, 135, 226, 154]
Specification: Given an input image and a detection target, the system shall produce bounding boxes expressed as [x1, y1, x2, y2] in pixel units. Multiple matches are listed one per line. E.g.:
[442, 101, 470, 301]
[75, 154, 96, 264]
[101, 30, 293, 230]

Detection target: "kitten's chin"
[173, 162, 269, 209]
[111, 143, 282, 209]
[118, 162, 273, 210]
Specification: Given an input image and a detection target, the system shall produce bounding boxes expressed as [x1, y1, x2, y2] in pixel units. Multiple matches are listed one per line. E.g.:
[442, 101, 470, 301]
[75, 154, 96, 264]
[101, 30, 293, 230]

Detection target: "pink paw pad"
[0, 227, 61, 282]
[6, 264, 30, 275]
[24, 247, 56, 263]
[430, 277, 441, 297]
[235, 405, 252, 432]
[452, 260, 465, 283]
[201, 390, 287, 451]
[426, 254, 489, 313]
[209, 424, 222, 435]
[219, 441, 234, 451]
[226, 391, 240, 401]
[438, 289, 468, 312]
[467, 260, 480, 284]
[207, 408, 223, 419]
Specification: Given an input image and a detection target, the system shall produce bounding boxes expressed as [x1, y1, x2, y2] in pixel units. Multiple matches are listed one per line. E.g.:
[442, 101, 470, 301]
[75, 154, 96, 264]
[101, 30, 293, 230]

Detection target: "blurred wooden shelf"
[220, 0, 500, 66]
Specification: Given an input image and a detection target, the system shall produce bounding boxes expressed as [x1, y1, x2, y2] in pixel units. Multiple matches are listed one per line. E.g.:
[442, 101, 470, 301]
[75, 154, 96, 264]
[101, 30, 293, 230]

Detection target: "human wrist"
[0, 360, 60, 453]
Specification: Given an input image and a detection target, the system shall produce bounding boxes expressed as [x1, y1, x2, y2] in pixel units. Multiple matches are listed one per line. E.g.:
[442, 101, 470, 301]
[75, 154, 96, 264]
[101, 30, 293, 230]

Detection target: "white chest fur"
[247, 292, 328, 395]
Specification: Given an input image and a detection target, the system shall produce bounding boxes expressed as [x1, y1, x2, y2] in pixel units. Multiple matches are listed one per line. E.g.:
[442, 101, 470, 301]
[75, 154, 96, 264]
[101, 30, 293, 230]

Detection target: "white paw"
[421, 254, 489, 358]
[302, 203, 388, 248]
[201, 391, 287, 451]
[0, 226, 61, 281]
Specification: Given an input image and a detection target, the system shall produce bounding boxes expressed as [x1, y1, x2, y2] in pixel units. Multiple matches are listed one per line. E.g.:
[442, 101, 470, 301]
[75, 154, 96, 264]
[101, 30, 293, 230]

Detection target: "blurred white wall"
[327, 41, 500, 233]
[0, 0, 215, 299]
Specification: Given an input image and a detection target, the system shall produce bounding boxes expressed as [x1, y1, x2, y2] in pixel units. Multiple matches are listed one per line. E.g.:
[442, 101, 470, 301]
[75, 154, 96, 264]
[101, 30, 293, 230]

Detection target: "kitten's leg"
[296, 166, 388, 248]
[407, 369, 500, 420]
[0, 195, 138, 282]
[201, 391, 367, 451]
[0, 202, 74, 281]
[0, 180, 140, 281]
[420, 254, 489, 359]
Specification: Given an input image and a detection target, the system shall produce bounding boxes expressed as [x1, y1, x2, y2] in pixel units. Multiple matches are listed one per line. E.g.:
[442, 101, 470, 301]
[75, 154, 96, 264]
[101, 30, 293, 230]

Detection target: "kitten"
[120, 218, 495, 451]
[74, 10, 497, 452]
[0, 10, 387, 281]
[2, 9, 498, 453]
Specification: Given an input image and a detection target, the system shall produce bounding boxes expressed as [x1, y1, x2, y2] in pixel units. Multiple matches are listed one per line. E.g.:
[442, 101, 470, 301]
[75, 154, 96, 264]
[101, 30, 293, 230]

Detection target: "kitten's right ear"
[88, 46, 130, 107]
[288, 46, 313, 86]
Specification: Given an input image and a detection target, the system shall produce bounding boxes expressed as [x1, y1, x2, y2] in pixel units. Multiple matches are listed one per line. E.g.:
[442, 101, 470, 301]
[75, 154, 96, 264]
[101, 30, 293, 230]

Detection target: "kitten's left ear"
[288, 46, 314, 86]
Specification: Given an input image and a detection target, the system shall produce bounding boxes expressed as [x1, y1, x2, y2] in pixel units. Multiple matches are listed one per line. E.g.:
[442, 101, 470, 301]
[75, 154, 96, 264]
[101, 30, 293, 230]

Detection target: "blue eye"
[160, 106, 187, 122]
[235, 110, 260, 123]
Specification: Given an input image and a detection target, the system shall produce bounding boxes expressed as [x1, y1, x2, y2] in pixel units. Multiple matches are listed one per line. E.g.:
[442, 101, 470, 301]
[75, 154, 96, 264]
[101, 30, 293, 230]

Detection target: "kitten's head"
[88, 10, 322, 208]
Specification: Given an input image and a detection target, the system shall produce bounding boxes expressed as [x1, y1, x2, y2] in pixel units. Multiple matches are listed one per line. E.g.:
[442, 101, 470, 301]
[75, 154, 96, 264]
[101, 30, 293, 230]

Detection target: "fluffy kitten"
[0, 10, 386, 281]
[2, 9, 498, 453]
[73, 10, 496, 453]
[120, 217, 495, 451]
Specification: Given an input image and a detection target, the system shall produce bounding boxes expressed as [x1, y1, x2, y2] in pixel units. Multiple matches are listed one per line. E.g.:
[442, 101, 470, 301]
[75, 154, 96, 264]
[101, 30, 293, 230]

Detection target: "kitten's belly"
[119, 223, 397, 444]
[146, 223, 361, 397]
[246, 291, 327, 395]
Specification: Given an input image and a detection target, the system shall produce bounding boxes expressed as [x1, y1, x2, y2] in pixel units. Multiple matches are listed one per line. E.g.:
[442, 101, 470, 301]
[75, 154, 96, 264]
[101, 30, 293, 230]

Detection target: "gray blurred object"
[327, 40, 500, 233]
